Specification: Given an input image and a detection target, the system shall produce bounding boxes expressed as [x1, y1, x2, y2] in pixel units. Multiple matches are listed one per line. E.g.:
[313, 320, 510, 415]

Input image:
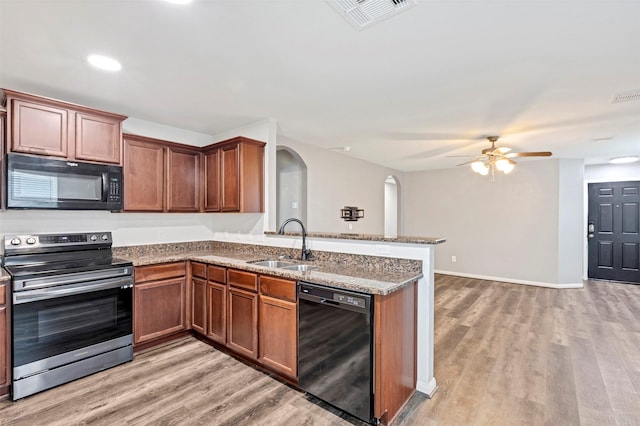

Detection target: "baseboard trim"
[434, 270, 584, 289]
[416, 377, 438, 398]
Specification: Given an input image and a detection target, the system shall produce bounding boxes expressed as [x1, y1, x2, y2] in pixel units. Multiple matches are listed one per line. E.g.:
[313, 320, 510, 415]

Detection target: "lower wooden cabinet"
[134, 263, 187, 346]
[206, 281, 227, 344]
[258, 295, 297, 378]
[190, 277, 207, 335]
[227, 287, 258, 360]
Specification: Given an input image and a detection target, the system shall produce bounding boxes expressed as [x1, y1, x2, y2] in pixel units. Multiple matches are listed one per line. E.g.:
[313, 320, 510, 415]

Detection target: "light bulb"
[478, 164, 489, 175]
[471, 161, 485, 173]
[502, 163, 514, 174]
[495, 158, 509, 171]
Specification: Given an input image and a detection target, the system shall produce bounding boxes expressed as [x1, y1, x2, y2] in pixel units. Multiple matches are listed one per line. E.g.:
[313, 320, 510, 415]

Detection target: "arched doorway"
[276, 147, 307, 227]
[384, 175, 399, 238]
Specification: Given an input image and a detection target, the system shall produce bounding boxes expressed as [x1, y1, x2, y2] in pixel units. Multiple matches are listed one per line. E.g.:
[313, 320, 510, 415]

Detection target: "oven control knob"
[90, 235, 98, 241]
[101, 234, 109, 241]
[10, 238, 21, 246]
[26, 237, 36, 245]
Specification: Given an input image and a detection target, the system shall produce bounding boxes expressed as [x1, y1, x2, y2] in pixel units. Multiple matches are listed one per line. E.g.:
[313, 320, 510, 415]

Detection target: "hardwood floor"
[1, 275, 639, 425]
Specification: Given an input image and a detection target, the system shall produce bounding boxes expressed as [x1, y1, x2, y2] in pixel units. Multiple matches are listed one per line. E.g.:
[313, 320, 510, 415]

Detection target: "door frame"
[583, 176, 640, 281]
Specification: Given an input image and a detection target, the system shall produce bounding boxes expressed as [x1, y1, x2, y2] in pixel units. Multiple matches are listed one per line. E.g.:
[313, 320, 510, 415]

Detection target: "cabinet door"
[75, 111, 121, 164]
[123, 138, 165, 211]
[11, 99, 68, 157]
[134, 277, 186, 345]
[259, 295, 297, 378]
[191, 277, 207, 335]
[207, 281, 227, 344]
[0, 305, 6, 388]
[221, 144, 240, 212]
[166, 147, 201, 212]
[227, 287, 258, 359]
[204, 148, 221, 212]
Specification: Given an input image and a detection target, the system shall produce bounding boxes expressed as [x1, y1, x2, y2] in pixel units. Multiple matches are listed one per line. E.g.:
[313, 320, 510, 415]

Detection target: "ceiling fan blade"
[507, 151, 552, 158]
[445, 155, 479, 158]
[456, 160, 477, 166]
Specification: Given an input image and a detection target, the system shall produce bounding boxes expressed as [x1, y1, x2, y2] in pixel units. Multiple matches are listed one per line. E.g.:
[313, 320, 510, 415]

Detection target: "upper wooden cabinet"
[123, 134, 201, 212]
[204, 137, 265, 213]
[1, 89, 126, 164]
[166, 146, 201, 212]
[124, 136, 165, 211]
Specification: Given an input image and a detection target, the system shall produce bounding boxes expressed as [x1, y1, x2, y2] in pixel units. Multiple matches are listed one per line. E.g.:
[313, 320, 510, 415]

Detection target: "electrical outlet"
[451, 255, 457, 263]
[348, 223, 353, 230]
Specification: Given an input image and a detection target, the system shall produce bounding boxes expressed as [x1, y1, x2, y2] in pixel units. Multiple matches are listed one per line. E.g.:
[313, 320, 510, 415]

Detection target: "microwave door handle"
[102, 173, 109, 202]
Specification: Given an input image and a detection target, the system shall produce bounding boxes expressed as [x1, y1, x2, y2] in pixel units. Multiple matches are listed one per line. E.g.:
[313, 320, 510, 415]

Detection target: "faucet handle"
[301, 249, 314, 261]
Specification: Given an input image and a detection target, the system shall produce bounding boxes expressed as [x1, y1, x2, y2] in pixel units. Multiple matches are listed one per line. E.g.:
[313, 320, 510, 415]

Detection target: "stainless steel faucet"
[278, 218, 311, 261]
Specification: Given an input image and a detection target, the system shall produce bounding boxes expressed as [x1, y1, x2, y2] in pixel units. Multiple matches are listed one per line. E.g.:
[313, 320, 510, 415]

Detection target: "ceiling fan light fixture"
[502, 162, 515, 174]
[495, 158, 509, 172]
[471, 160, 487, 174]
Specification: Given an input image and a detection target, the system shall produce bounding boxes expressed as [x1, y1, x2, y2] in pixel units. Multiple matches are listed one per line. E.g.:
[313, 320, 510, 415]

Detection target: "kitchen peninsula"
[110, 232, 444, 424]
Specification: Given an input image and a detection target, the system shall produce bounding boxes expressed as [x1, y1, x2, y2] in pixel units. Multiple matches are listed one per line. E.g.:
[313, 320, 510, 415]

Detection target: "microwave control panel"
[108, 177, 121, 202]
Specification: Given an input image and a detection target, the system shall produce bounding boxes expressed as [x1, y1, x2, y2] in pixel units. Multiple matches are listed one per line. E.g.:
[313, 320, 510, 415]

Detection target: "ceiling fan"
[450, 136, 552, 178]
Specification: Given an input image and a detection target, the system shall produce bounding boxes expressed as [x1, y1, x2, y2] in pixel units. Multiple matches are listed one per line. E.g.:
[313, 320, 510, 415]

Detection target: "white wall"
[557, 159, 585, 284]
[123, 117, 214, 147]
[277, 136, 404, 235]
[384, 176, 398, 238]
[404, 159, 583, 287]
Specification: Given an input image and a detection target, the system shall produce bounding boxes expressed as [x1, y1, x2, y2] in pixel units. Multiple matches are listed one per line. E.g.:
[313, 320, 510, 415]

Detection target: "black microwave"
[6, 153, 123, 210]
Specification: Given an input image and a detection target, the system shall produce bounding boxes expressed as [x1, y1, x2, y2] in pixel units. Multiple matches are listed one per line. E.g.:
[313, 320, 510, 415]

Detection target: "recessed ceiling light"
[165, 0, 192, 4]
[610, 156, 639, 164]
[87, 54, 122, 72]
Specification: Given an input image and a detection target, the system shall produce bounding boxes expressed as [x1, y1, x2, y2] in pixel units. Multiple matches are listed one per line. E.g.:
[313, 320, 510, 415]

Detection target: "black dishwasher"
[298, 282, 375, 424]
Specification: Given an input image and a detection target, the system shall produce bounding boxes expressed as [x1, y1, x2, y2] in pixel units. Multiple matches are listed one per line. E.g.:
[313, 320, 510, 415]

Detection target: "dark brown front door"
[588, 181, 640, 283]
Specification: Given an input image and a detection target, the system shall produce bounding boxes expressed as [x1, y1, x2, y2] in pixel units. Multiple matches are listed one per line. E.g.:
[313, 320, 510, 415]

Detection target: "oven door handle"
[13, 276, 133, 304]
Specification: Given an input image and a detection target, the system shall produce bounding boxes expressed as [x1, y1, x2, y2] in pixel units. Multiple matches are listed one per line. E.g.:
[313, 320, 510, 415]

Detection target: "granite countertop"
[122, 248, 422, 296]
[264, 231, 446, 245]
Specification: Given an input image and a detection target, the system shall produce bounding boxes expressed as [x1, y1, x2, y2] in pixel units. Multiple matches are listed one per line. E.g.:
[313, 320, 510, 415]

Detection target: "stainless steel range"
[2, 231, 134, 400]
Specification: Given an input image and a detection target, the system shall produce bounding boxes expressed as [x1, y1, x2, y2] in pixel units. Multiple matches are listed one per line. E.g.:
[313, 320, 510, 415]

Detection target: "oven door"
[12, 276, 133, 377]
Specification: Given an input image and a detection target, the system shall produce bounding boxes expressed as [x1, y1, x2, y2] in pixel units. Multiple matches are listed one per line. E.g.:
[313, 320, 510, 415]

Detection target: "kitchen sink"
[280, 264, 318, 272]
[248, 260, 296, 268]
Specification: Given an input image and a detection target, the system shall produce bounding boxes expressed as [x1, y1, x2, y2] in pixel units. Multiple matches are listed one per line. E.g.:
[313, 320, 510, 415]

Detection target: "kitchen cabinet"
[166, 146, 201, 212]
[190, 262, 207, 335]
[373, 282, 417, 424]
[227, 269, 258, 360]
[123, 136, 165, 211]
[1, 89, 126, 164]
[258, 276, 297, 378]
[134, 262, 187, 346]
[206, 265, 227, 344]
[0, 283, 8, 397]
[204, 137, 265, 212]
[123, 134, 201, 212]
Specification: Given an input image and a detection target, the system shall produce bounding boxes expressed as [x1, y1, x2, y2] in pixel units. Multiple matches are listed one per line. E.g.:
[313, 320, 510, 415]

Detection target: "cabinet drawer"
[208, 265, 226, 284]
[135, 262, 186, 283]
[259, 276, 296, 302]
[191, 262, 207, 279]
[228, 269, 257, 292]
[0, 284, 5, 305]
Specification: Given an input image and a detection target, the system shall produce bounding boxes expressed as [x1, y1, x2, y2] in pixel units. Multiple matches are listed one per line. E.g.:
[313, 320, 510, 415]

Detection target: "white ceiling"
[1, 0, 639, 172]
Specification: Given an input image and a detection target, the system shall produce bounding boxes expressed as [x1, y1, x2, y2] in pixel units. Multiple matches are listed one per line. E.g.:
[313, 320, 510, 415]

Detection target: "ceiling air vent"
[328, 0, 418, 30]
[611, 89, 640, 104]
